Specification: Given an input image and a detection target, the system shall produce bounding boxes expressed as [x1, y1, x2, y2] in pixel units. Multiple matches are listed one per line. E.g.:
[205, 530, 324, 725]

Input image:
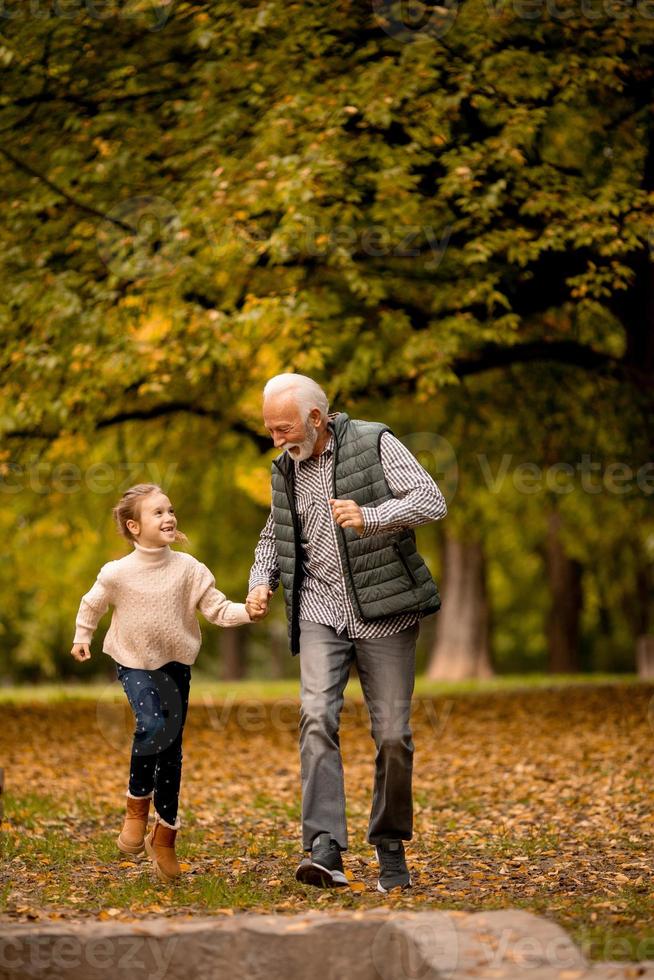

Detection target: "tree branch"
[1, 86, 183, 113]
[4, 342, 650, 449]
[0, 146, 134, 231]
[451, 340, 624, 379]
[4, 403, 272, 452]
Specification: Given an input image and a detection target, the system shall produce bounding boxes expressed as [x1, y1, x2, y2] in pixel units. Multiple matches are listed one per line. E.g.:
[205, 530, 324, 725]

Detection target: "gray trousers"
[298, 618, 418, 851]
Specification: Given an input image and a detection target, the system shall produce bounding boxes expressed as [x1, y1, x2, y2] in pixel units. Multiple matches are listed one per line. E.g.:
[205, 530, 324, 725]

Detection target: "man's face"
[263, 395, 319, 462]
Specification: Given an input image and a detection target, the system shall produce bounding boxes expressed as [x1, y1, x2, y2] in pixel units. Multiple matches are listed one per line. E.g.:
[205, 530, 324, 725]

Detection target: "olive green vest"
[270, 412, 441, 653]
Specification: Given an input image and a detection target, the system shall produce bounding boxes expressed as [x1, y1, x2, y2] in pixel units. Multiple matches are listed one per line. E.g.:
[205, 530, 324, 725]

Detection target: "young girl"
[70, 483, 263, 882]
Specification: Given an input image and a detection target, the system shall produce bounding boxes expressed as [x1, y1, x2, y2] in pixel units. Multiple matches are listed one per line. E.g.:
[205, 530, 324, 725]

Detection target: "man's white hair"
[263, 373, 329, 420]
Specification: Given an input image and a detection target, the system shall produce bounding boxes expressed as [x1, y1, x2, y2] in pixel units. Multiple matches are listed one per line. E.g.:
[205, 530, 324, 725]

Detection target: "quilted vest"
[270, 412, 441, 653]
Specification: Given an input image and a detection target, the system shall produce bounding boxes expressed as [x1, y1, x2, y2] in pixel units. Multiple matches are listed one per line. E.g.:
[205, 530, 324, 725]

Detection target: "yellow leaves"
[49, 432, 90, 460]
[3, 685, 654, 938]
[129, 313, 173, 345]
[14, 906, 39, 919]
[92, 137, 112, 158]
[234, 461, 276, 509]
[97, 908, 122, 920]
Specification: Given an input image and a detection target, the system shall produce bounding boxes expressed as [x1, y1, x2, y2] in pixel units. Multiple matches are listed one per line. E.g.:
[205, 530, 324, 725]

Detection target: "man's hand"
[246, 585, 273, 621]
[70, 643, 91, 662]
[329, 498, 364, 534]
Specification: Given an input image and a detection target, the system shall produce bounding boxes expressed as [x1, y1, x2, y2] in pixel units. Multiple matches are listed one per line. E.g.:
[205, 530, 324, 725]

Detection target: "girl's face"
[126, 491, 177, 548]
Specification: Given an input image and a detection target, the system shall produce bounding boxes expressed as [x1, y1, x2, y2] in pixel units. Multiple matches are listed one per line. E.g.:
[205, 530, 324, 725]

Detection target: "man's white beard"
[285, 423, 318, 462]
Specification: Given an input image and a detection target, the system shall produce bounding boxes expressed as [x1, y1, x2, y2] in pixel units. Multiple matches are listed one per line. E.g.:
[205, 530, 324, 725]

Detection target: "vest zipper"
[393, 541, 418, 586]
[277, 459, 303, 654]
[332, 436, 367, 621]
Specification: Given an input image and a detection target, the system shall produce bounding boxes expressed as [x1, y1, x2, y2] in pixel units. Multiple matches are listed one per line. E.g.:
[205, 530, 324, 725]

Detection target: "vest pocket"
[392, 541, 418, 586]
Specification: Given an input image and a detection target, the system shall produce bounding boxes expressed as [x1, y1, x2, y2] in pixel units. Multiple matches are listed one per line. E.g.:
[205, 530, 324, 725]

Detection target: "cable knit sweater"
[73, 541, 252, 670]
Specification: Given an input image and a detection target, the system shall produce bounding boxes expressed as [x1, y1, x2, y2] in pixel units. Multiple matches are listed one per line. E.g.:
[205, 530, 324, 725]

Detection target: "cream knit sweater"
[73, 541, 251, 670]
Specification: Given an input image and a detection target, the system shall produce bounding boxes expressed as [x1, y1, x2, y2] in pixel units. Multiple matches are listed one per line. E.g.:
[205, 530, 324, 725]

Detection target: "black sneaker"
[376, 839, 411, 893]
[295, 832, 349, 888]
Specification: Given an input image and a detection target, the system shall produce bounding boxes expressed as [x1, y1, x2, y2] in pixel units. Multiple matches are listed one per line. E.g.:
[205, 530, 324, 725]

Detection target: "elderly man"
[246, 373, 447, 892]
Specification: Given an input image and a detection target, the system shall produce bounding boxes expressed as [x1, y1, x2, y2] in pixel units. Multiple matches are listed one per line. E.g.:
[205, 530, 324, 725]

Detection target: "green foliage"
[1, 0, 652, 432]
[0, 0, 652, 677]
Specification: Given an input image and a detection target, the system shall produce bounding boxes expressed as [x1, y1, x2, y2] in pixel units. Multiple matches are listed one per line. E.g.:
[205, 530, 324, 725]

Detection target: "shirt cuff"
[73, 626, 94, 645]
[359, 506, 382, 537]
[248, 576, 273, 593]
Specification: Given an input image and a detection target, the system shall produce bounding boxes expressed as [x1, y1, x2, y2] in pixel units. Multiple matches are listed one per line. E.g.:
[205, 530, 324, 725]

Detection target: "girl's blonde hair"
[112, 483, 188, 544]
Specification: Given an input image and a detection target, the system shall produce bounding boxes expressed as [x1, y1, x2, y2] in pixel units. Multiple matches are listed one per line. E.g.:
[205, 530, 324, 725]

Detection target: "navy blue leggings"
[116, 660, 191, 826]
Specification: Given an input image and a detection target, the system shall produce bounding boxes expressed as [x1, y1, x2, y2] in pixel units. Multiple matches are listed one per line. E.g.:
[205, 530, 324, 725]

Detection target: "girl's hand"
[70, 643, 91, 662]
[245, 586, 273, 621]
[247, 603, 269, 622]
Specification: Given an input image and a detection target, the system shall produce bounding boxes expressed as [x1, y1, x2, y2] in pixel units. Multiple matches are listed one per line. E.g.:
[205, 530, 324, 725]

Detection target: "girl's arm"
[73, 570, 113, 647]
[195, 564, 252, 627]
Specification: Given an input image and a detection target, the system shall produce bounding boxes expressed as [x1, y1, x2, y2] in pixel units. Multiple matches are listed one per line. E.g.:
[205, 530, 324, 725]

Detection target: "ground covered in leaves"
[2, 682, 654, 961]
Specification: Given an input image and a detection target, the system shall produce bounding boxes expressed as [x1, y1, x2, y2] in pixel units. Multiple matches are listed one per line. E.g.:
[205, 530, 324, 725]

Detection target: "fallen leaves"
[2, 684, 654, 958]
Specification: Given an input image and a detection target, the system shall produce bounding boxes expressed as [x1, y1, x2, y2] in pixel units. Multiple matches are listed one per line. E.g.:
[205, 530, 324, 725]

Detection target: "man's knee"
[299, 700, 340, 742]
[371, 729, 413, 757]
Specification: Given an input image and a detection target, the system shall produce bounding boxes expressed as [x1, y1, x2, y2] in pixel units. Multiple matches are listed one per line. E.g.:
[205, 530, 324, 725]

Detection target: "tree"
[1, 0, 653, 679]
[427, 530, 493, 680]
[0, 0, 652, 445]
[543, 508, 583, 673]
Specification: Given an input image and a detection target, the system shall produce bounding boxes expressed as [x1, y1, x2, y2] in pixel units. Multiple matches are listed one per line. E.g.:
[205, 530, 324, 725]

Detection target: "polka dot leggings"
[116, 660, 191, 826]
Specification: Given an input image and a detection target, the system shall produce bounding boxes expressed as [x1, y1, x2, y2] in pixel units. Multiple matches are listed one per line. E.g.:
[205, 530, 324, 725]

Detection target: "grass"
[3, 790, 330, 914]
[0, 671, 644, 704]
[3, 786, 654, 957]
[2, 682, 654, 960]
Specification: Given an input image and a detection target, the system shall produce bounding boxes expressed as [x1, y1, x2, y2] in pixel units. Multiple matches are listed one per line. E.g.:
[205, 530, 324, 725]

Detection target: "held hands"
[70, 643, 91, 662]
[329, 498, 364, 535]
[246, 585, 273, 621]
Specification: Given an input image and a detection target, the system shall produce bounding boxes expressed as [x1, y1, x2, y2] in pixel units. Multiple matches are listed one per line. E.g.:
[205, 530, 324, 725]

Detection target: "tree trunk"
[545, 509, 583, 673]
[219, 628, 247, 681]
[637, 636, 654, 679]
[427, 532, 493, 680]
[635, 556, 654, 677]
[266, 620, 288, 679]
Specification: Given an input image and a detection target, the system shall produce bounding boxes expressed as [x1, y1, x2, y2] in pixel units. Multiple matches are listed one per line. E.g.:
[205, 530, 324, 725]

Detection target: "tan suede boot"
[117, 794, 151, 855]
[144, 814, 181, 882]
